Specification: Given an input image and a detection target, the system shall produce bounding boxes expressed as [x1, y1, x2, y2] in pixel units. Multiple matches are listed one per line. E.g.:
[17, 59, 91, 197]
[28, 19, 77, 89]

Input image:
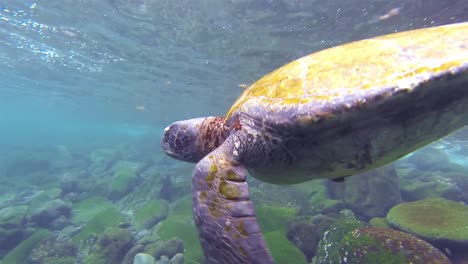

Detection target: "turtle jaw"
[161, 135, 178, 159]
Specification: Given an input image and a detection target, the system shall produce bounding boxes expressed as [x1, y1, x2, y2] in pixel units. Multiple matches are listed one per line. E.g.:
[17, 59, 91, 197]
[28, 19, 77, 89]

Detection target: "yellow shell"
[226, 22, 468, 121]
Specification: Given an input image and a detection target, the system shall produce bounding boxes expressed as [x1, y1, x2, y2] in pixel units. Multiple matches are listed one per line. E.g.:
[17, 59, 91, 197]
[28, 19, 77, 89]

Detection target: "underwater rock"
[0, 227, 25, 254]
[368, 217, 390, 228]
[156, 218, 203, 263]
[408, 146, 464, 173]
[29, 235, 77, 264]
[59, 171, 91, 196]
[159, 255, 170, 264]
[134, 229, 155, 245]
[169, 253, 184, 264]
[144, 238, 184, 260]
[133, 252, 156, 264]
[27, 199, 72, 228]
[338, 227, 452, 264]
[89, 148, 120, 176]
[157, 166, 192, 203]
[0, 205, 27, 229]
[386, 197, 468, 249]
[108, 160, 143, 201]
[71, 207, 124, 245]
[450, 173, 468, 203]
[264, 231, 308, 264]
[251, 185, 293, 209]
[399, 171, 465, 202]
[71, 195, 117, 225]
[313, 209, 367, 264]
[139, 164, 161, 180]
[25, 189, 63, 212]
[167, 195, 200, 223]
[342, 165, 401, 220]
[123, 244, 145, 264]
[43, 187, 63, 200]
[279, 180, 344, 216]
[0, 191, 37, 208]
[306, 180, 345, 217]
[268, 180, 344, 216]
[60, 178, 81, 195]
[256, 203, 298, 235]
[1, 229, 50, 264]
[159, 175, 174, 201]
[133, 200, 169, 230]
[0, 205, 28, 252]
[50, 215, 70, 230]
[83, 227, 133, 264]
[286, 214, 335, 261]
[116, 174, 162, 215]
[0, 183, 13, 200]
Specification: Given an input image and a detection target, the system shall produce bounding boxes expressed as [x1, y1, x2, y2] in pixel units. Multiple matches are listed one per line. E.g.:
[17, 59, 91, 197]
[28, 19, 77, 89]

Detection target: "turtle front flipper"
[192, 135, 275, 264]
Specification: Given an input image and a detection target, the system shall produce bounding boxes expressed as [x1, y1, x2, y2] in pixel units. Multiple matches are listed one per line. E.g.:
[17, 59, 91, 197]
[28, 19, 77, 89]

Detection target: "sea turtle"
[161, 22, 468, 264]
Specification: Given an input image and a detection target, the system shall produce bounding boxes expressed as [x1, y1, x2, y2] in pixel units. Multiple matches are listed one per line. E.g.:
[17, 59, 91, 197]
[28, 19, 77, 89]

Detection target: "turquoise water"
[1, 0, 466, 145]
[0, 1, 467, 264]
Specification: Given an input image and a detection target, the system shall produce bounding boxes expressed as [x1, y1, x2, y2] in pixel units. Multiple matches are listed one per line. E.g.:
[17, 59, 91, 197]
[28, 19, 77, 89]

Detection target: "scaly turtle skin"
[161, 22, 468, 264]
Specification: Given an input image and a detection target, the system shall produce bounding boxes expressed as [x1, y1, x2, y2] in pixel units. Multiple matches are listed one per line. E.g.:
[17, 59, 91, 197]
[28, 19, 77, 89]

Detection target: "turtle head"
[161, 116, 229, 163]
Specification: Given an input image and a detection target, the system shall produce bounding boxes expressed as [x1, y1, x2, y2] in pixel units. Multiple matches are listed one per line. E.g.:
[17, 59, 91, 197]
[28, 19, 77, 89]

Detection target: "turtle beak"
[161, 125, 177, 157]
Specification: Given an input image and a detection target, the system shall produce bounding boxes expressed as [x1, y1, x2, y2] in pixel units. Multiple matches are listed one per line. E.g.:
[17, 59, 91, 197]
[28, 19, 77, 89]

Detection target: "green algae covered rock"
[0, 227, 25, 253]
[144, 238, 183, 260]
[89, 148, 119, 175]
[71, 196, 115, 225]
[399, 176, 463, 202]
[157, 219, 202, 264]
[313, 210, 367, 264]
[168, 195, 197, 222]
[408, 147, 464, 173]
[286, 214, 335, 261]
[108, 161, 143, 200]
[386, 197, 468, 248]
[306, 181, 345, 215]
[343, 165, 401, 220]
[264, 231, 307, 264]
[71, 207, 124, 245]
[337, 227, 451, 264]
[256, 203, 298, 235]
[151, 196, 202, 263]
[27, 199, 72, 228]
[133, 253, 156, 264]
[29, 236, 77, 264]
[115, 174, 162, 214]
[0, 205, 27, 229]
[369, 217, 390, 228]
[83, 227, 133, 264]
[133, 200, 169, 229]
[1, 229, 50, 264]
[26, 189, 63, 215]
